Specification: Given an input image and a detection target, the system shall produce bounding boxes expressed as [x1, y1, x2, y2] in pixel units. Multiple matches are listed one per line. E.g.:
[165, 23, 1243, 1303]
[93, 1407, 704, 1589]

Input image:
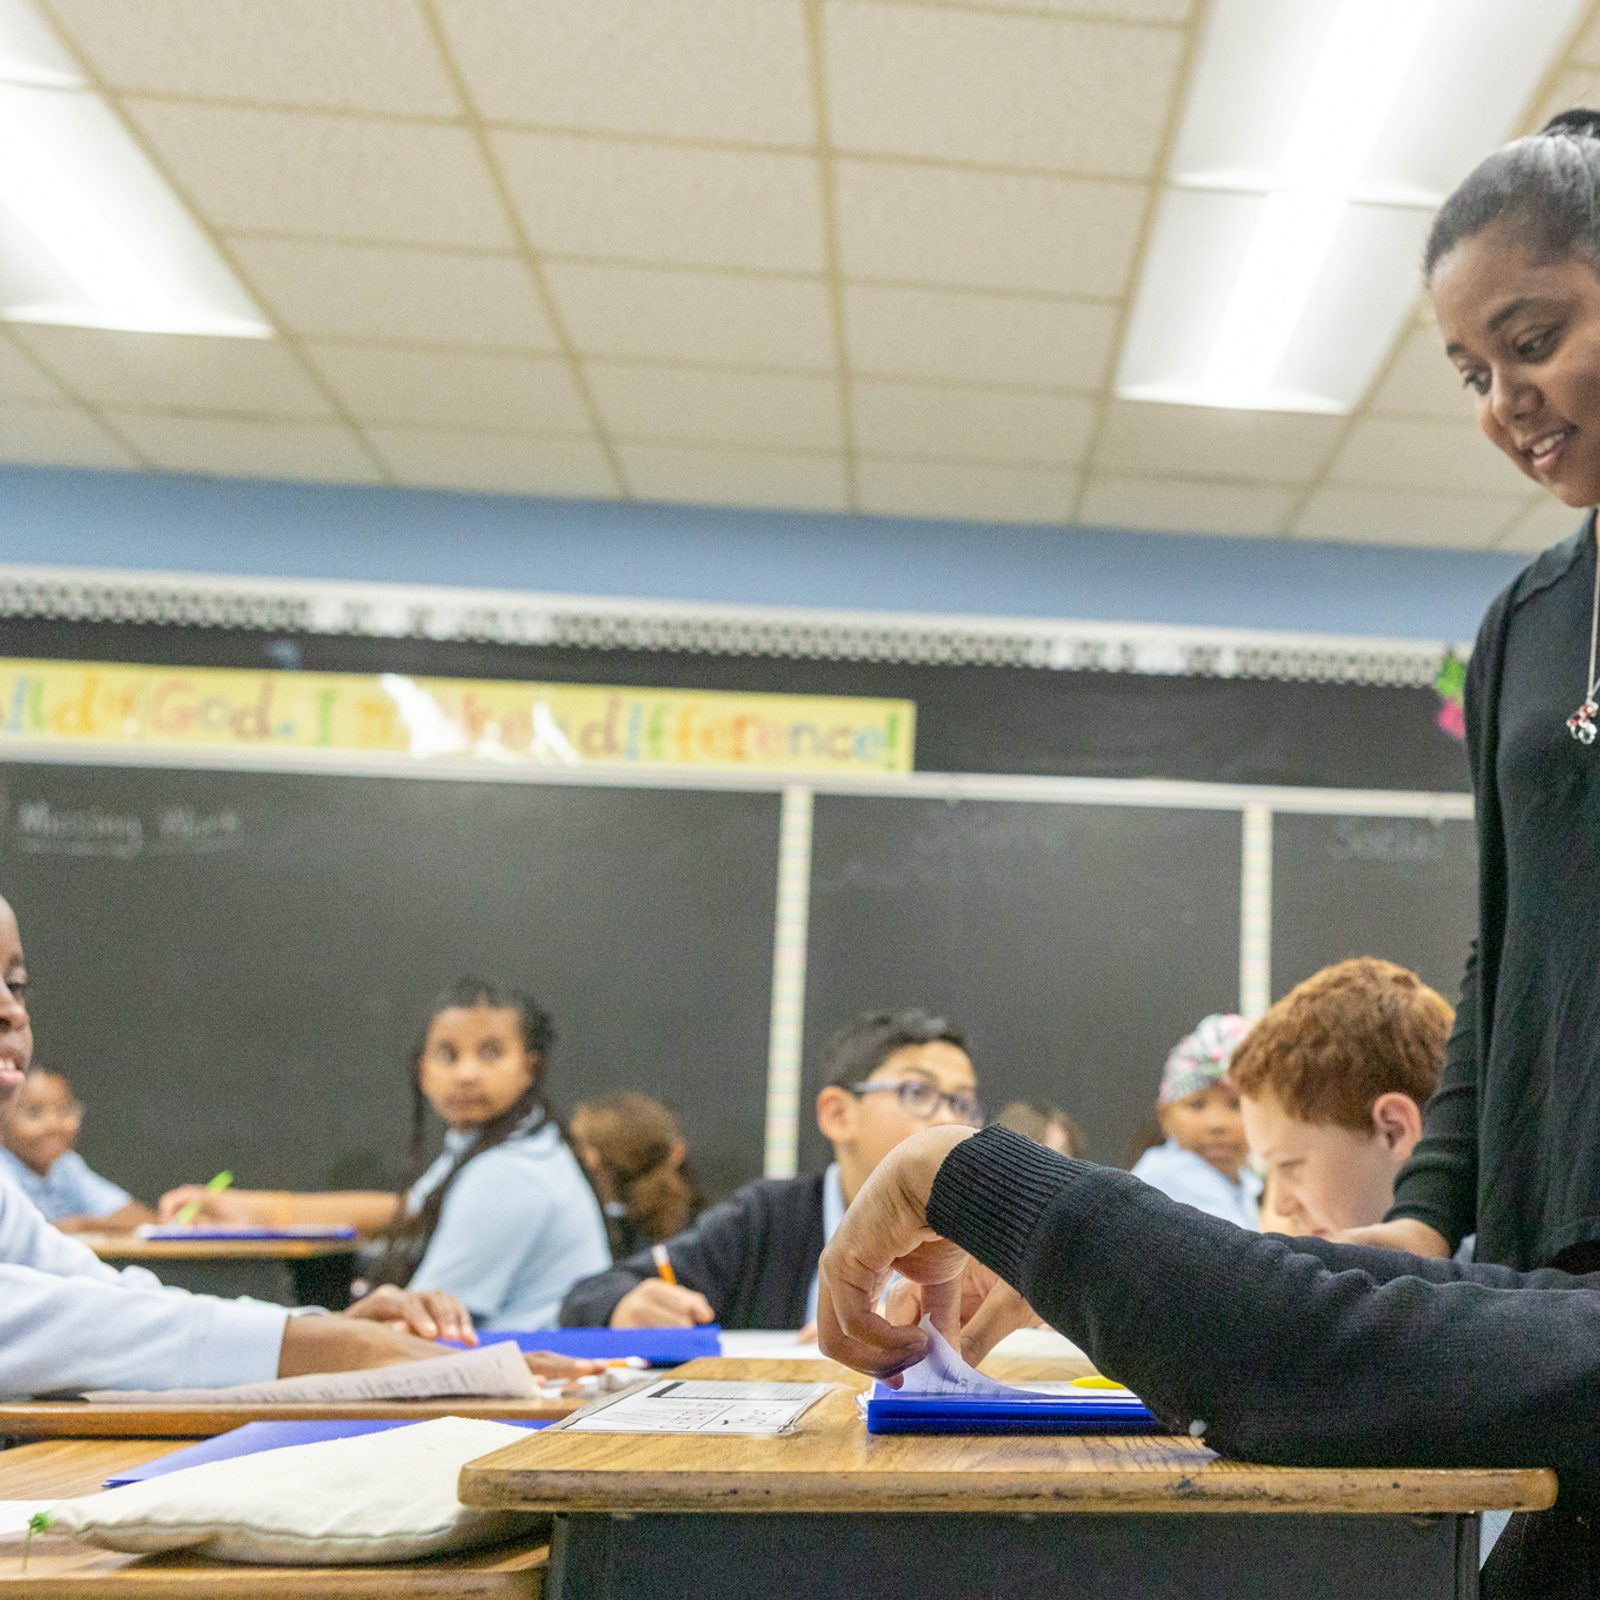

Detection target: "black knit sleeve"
[930, 1126, 1600, 1496]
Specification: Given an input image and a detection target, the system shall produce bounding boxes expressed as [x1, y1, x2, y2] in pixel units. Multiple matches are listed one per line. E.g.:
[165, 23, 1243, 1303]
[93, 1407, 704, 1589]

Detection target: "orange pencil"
[651, 1242, 677, 1286]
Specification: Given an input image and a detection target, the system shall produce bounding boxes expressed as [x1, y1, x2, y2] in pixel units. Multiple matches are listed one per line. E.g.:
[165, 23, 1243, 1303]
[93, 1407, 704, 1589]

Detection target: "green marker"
[173, 1169, 233, 1226]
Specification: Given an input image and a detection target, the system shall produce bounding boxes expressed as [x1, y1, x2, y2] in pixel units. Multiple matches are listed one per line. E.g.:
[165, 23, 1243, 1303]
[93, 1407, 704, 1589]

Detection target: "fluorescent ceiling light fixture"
[0, 3, 270, 338]
[1117, 0, 1586, 415]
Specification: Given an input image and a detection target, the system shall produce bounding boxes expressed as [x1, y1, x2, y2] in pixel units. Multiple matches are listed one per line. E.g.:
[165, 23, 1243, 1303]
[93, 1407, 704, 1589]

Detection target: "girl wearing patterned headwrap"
[1129, 1013, 1260, 1229]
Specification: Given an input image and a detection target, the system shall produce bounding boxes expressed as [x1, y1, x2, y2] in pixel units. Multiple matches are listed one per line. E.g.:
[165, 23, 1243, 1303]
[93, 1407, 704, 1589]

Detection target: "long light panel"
[1118, 0, 1586, 415]
[0, 0, 270, 338]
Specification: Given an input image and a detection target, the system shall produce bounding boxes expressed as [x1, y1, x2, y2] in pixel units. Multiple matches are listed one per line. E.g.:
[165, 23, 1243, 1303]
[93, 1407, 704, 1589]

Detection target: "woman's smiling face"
[1433, 219, 1600, 509]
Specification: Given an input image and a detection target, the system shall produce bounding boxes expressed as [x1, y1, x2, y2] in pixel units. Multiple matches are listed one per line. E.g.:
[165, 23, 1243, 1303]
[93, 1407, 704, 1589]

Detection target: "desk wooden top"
[459, 1357, 1558, 1518]
[0, 1396, 582, 1442]
[0, 1440, 547, 1597]
[76, 1237, 355, 1263]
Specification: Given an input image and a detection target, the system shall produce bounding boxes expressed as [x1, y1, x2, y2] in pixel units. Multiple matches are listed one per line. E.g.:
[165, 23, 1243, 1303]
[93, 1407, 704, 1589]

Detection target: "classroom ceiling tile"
[494, 134, 827, 274]
[227, 239, 557, 350]
[856, 457, 1078, 523]
[0, 400, 141, 468]
[1565, 13, 1600, 68]
[589, 365, 843, 450]
[1093, 400, 1344, 482]
[435, 0, 814, 143]
[825, 3, 1181, 177]
[845, 285, 1118, 388]
[304, 344, 589, 430]
[367, 426, 619, 498]
[1326, 417, 1522, 497]
[104, 412, 382, 481]
[1524, 68, 1600, 139]
[1367, 327, 1474, 422]
[544, 262, 835, 371]
[1497, 492, 1590, 554]
[124, 102, 513, 248]
[1293, 486, 1530, 548]
[0, 336, 67, 402]
[1077, 474, 1299, 537]
[48, 0, 459, 114]
[851, 381, 1097, 465]
[835, 161, 1145, 297]
[621, 443, 849, 513]
[10, 326, 331, 415]
[964, 0, 1193, 17]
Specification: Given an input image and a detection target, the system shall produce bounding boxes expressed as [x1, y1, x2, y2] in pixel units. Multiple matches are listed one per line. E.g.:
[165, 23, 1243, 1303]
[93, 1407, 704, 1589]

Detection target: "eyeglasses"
[849, 1078, 984, 1127]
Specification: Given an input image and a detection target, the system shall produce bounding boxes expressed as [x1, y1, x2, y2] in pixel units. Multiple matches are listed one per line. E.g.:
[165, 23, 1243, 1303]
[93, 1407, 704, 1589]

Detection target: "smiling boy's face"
[0, 898, 32, 1106]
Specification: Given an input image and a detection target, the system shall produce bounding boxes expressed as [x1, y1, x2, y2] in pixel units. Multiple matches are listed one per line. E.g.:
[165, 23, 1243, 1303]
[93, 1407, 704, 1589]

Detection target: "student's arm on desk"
[156, 1186, 400, 1234]
[0, 1262, 288, 1396]
[928, 1128, 1600, 1496]
[56, 1199, 160, 1235]
[559, 1187, 771, 1327]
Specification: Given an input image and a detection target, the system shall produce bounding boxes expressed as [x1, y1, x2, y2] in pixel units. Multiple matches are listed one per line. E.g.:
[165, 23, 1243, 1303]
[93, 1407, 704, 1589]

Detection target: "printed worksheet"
[562, 1378, 833, 1435]
[84, 1340, 540, 1404]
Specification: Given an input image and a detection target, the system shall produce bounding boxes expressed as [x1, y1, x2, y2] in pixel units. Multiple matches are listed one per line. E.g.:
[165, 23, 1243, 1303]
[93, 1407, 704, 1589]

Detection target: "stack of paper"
[862, 1321, 1167, 1436]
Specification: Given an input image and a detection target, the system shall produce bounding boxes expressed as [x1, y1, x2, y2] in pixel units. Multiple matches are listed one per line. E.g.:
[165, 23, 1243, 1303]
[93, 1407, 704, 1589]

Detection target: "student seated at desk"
[1129, 1014, 1261, 1229]
[1231, 958, 1451, 1238]
[990, 1100, 1086, 1157]
[572, 1092, 703, 1261]
[0, 1066, 157, 1233]
[559, 1008, 981, 1330]
[162, 980, 610, 1330]
[0, 894, 596, 1396]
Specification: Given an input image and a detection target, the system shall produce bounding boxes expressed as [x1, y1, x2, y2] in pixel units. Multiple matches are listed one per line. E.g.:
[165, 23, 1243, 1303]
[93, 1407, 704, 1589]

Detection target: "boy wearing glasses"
[558, 1010, 979, 1332]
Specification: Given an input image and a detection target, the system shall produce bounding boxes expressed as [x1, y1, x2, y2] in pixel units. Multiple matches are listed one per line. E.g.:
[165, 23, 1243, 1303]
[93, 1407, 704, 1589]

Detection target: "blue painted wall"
[0, 465, 1528, 642]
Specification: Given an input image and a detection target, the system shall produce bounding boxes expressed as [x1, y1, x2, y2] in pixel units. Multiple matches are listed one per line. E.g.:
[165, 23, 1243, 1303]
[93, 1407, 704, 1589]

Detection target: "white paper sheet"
[562, 1377, 832, 1436]
[84, 1339, 540, 1405]
[0, 1501, 56, 1537]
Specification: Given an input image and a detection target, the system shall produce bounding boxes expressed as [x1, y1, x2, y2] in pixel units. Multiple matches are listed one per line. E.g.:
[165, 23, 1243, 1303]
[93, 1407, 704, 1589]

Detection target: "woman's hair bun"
[1540, 107, 1600, 142]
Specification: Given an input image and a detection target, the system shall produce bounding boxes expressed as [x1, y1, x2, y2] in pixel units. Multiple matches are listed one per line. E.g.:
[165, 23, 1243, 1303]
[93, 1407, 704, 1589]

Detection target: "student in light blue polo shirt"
[162, 980, 611, 1331]
[0, 1067, 155, 1232]
[0, 891, 603, 1398]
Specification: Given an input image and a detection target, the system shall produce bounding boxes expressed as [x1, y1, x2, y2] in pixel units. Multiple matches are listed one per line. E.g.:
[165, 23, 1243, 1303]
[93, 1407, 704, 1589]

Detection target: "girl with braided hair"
[162, 979, 609, 1330]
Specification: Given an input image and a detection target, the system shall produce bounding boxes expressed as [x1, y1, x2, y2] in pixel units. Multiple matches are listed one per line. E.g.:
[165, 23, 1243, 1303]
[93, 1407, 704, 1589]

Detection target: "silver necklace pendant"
[1570, 700, 1599, 744]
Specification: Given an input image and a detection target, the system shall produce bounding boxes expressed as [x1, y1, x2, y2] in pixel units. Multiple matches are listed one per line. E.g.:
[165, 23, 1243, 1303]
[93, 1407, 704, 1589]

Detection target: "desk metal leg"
[548, 1510, 1482, 1600]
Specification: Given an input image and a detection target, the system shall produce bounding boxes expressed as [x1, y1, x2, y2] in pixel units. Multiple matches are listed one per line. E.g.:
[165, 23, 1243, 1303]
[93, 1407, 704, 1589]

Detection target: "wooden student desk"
[459, 1357, 1557, 1600]
[0, 1395, 584, 1443]
[0, 1438, 549, 1597]
[75, 1237, 357, 1310]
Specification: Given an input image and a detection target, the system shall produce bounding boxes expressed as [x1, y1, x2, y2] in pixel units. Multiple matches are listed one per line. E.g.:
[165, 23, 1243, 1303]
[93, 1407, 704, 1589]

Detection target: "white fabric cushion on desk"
[42, 1416, 541, 1565]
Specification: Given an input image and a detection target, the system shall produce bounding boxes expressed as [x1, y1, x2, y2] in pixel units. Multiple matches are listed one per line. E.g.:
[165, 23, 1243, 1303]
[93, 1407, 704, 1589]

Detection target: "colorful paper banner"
[0, 659, 916, 776]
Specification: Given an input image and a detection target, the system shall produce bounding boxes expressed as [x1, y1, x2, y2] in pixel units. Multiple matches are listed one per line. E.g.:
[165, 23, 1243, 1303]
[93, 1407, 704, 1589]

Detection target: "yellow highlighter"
[173, 1170, 233, 1226]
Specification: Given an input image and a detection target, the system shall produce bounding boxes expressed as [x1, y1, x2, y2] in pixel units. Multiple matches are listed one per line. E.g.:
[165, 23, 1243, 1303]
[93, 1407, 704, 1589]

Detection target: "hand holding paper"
[883, 1262, 1044, 1367]
[817, 1125, 978, 1382]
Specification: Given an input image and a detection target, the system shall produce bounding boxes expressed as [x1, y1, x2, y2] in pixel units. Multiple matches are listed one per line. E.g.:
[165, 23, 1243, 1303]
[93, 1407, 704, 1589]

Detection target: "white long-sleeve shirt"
[0, 1173, 287, 1399]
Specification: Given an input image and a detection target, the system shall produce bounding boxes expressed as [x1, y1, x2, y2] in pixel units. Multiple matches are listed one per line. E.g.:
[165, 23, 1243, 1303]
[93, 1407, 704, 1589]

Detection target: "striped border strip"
[1238, 807, 1274, 1019]
[762, 786, 815, 1179]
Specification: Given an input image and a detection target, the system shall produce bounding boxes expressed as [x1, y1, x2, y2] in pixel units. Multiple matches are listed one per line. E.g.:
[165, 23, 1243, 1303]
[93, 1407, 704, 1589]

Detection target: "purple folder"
[103, 1418, 550, 1487]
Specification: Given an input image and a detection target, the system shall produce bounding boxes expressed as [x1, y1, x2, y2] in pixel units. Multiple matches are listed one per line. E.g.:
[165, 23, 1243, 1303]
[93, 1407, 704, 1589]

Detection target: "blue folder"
[103, 1418, 551, 1487]
[458, 1326, 723, 1365]
[864, 1385, 1172, 1436]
